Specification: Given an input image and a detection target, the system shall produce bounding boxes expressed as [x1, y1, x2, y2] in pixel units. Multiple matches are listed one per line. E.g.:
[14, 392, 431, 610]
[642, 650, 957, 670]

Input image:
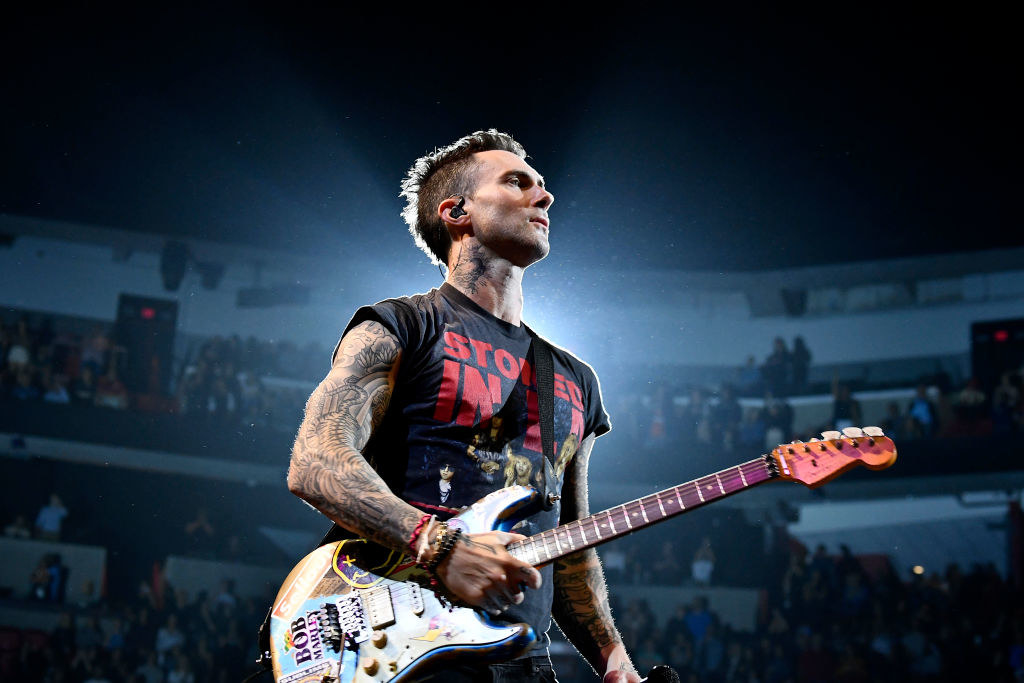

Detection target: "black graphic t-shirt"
[337, 283, 611, 650]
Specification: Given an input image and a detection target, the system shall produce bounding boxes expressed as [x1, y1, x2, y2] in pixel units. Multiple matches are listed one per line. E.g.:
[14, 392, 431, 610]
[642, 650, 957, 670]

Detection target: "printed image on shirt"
[503, 451, 534, 487]
[553, 432, 579, 478]
[438, 464, 454, 503]
[466, 417, 507, 482]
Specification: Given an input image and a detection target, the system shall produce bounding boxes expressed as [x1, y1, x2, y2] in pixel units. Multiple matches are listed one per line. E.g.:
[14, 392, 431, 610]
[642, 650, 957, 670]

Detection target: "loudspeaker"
[115, 294, 178, 395]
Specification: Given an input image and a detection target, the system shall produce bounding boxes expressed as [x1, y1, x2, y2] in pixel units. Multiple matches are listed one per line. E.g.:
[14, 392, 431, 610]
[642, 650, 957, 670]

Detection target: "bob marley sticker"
[438, 464, 454, 503]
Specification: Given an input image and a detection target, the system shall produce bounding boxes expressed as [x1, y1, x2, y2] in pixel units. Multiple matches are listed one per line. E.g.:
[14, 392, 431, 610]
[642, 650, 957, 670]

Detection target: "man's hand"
[434, 531, 542, 614]
[602, 643, 641, 683]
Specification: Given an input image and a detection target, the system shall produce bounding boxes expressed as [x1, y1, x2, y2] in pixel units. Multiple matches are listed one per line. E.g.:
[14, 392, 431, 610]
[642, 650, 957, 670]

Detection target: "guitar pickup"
[363, 587, 396, 629]
[335, 595, 370, 645]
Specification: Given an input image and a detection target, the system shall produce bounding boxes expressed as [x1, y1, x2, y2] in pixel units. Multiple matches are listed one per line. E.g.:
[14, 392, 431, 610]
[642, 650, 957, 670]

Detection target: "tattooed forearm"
[287, 320, 421, 551]
[552, 549, 621, 671]
[552, 434, 632, 675]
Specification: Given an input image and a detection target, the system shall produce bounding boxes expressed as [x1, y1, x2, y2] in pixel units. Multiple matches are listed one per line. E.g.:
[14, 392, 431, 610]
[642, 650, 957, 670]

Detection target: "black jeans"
[416, 654, 558, 682]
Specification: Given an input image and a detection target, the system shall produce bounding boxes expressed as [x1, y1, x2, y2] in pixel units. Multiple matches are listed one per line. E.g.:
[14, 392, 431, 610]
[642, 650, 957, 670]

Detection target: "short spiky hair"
[400, 129, 526, 265]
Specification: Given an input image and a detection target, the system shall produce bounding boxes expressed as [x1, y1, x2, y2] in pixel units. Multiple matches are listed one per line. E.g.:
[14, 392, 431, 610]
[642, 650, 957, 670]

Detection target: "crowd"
[733, 337, 814, 399]
[0, 571, 265, 683]
[614, 369, 1024, 456]
[6, 312, 1024, 451]
[0, 313, 328, 433]
[602, 536, 1024, 683]
[1, 535, 1019, 682]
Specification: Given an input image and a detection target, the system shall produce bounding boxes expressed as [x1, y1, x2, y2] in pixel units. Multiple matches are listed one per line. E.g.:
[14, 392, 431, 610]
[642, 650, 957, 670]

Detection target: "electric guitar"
[268, 427, 896, 682]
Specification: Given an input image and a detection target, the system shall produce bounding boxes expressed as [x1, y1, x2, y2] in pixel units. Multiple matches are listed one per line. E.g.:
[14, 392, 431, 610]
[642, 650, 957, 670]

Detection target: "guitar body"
[269, 486, 541, 683]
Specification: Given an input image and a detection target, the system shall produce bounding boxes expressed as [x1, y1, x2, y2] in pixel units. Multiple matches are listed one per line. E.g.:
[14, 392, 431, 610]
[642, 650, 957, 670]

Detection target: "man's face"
[463, 150, 555, 267]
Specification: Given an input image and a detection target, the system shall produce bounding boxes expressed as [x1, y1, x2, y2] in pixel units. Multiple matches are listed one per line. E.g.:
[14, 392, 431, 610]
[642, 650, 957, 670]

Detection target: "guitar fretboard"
[507, 455, 777, 567]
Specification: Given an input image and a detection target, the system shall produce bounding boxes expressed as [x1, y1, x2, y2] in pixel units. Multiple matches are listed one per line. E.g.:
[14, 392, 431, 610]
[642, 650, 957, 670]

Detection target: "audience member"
[762, 338, 792, 397]
[906, 383, 938, 437]
[830, 380, 862, 431]
[35, 493, 68, 541]
[692, 538, 716, 587]
[791, 336, 812, 394]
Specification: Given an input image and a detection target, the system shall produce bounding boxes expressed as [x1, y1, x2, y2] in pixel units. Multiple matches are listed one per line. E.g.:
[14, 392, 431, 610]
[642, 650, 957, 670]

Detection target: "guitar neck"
[507, 455, 778, 567]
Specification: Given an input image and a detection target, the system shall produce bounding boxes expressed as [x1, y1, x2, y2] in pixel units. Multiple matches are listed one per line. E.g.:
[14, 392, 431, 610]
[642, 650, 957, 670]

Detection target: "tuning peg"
[862, 426, 884, 436]
[842, 427, 864, 438]
[821, 431, 841, 440]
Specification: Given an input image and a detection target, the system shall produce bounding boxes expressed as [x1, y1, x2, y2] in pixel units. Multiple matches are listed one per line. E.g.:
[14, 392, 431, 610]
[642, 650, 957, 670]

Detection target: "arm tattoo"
[551, 435, 630, 674]
[287, 320, 421, 551]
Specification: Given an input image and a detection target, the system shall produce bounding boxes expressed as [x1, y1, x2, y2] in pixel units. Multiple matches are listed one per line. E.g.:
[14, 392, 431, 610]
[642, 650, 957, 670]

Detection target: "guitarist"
[287, 130, 640, 683]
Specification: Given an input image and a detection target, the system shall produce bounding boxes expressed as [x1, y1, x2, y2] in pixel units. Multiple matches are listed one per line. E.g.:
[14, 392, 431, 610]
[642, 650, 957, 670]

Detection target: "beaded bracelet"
[426, 526, 462, 573]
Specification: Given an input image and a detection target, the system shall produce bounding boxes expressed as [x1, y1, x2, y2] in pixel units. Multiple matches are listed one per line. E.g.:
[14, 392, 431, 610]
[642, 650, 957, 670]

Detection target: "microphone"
[640, 665, 680, 683]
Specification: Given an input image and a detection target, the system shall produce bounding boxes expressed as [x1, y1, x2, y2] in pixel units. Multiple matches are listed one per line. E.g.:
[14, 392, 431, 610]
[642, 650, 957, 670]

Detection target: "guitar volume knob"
[371, 630, 388, 648]
[361, 658, 379, 675]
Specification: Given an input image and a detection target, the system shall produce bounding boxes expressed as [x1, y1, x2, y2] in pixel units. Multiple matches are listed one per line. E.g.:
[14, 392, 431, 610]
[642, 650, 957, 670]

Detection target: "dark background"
[1, 6, 1018, 271]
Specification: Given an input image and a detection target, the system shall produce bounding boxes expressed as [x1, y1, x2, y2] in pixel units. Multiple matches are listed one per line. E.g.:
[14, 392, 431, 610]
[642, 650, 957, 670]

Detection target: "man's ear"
[438, 196, 471, 228]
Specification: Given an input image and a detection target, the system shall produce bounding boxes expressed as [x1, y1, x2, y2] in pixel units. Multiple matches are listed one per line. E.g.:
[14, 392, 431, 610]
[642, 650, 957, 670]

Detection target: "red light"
[141, 307, 156, 320]
[994, 330, 1009, 342]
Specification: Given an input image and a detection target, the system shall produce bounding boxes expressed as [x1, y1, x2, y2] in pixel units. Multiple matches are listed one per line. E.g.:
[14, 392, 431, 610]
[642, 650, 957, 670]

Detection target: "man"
[287, 130, 639, 682]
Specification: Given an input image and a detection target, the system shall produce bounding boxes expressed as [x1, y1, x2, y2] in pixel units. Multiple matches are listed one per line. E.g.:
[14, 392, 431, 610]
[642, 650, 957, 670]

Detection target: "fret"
[530, 542, 541, 565]
[738, 466, 748, 487]
[695, 482, 705, 503]
[565, 527, 576, 551]
[593, 517, 602, 540]
[656, 495, 666, 517]
[580, 522, 588, 544]
[607, 511, 617, 535]
[675, 487, 686, 510]
[553, 531, 563, 555]
[541, 539, 552, 561]
[621, 506, 633, 530]
[715, 473, 726, 495]
[639, 502, 649, 524]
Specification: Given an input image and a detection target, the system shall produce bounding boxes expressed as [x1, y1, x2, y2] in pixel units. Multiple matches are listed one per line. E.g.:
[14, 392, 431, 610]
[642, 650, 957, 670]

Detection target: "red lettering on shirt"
[519, 358, 535, 387]
[443, 331, 471, 360]
[433, 359, 461, 422]
[468, 339, 494, 369]
[566, 379, 585, 410]
[494, 349, 519, 380]
[455, 366, 503, 426]
[522, 388, 541, 453]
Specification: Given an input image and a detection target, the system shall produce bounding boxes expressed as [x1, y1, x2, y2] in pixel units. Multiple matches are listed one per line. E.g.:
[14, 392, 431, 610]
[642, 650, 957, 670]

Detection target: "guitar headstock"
[769, 426, 897, 488]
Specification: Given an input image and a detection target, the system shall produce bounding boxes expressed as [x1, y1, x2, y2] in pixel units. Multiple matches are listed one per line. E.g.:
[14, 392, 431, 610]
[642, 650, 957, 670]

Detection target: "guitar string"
[523, 439, 885, 561]
[511, 457, 776, 562]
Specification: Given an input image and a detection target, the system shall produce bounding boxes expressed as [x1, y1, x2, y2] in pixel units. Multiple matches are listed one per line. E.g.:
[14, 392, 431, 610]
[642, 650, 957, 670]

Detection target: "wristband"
[408, 514, 432, 556]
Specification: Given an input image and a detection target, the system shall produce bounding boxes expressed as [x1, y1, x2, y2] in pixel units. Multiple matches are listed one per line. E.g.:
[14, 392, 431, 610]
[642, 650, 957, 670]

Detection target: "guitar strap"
[528, 331, 559, 511]
[253, 333, 560, 673]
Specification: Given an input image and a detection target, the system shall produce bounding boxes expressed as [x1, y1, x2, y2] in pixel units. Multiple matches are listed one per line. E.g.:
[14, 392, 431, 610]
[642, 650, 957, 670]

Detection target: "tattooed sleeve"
[551, 433, 632, 675]
[287, 320, 422, 551]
